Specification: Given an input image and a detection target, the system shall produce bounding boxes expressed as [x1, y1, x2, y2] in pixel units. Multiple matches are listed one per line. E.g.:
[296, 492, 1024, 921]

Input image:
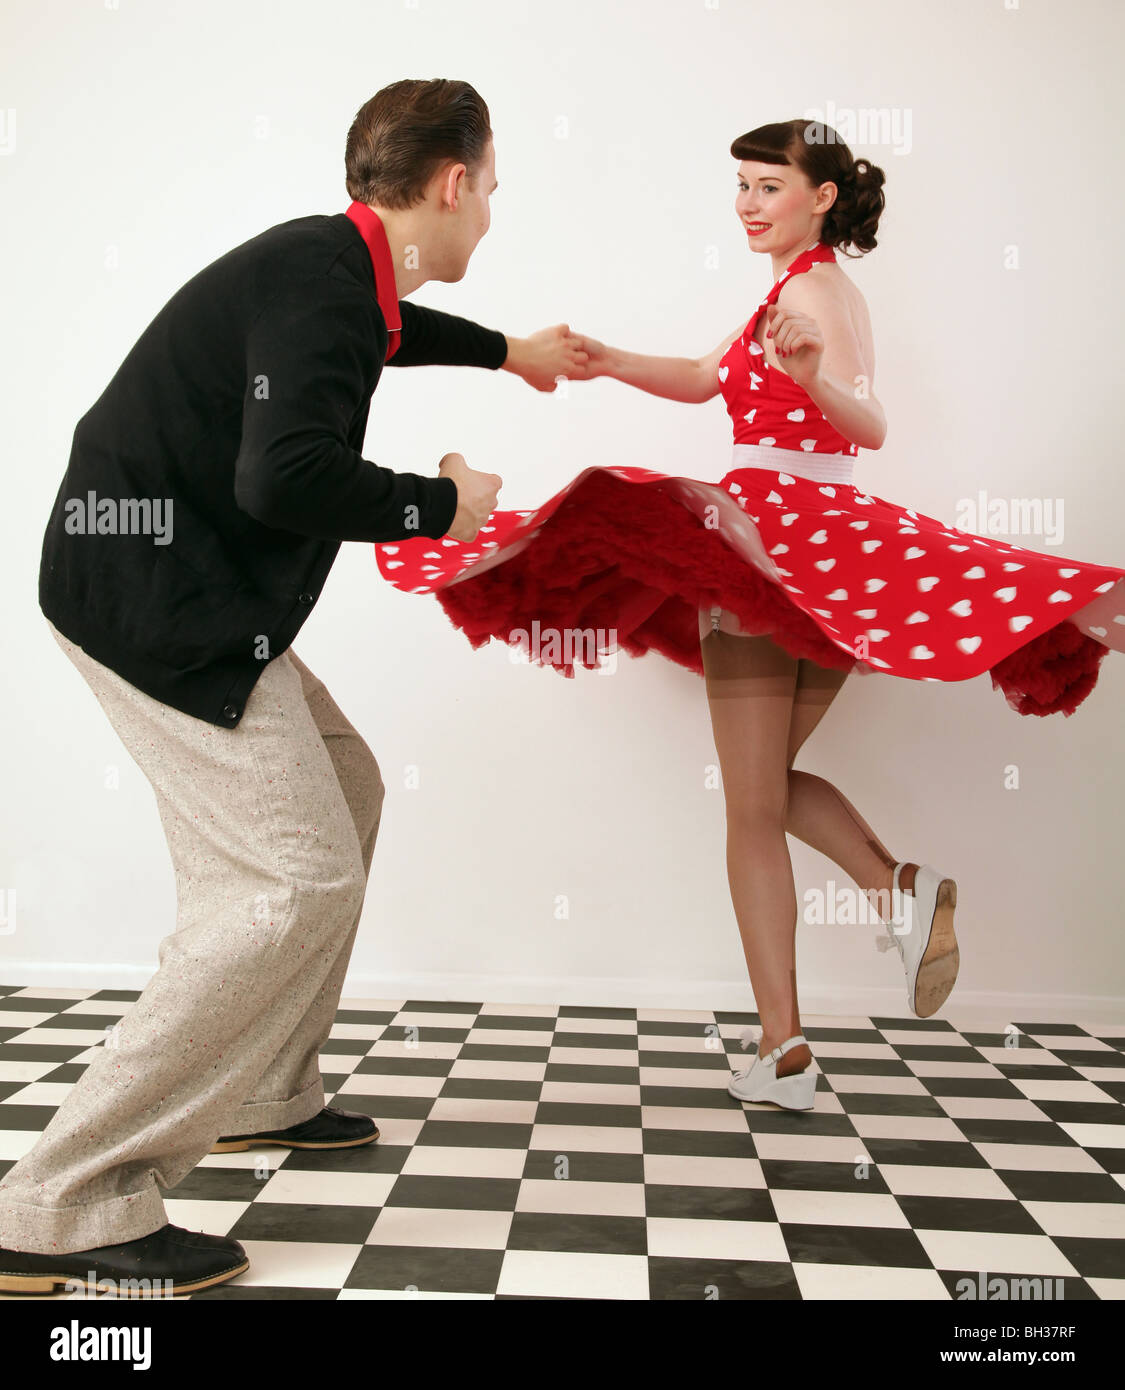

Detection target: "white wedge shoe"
[728, 1027, 817, 1110]
[878, 862, 960, 1018]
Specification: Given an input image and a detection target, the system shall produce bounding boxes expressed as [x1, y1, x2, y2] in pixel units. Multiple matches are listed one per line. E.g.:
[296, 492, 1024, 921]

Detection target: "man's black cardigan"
[38, 211, 509, 727]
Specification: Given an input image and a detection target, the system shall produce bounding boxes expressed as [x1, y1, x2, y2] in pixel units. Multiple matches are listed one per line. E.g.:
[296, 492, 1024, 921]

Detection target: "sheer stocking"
[699, 606, 910, 1080]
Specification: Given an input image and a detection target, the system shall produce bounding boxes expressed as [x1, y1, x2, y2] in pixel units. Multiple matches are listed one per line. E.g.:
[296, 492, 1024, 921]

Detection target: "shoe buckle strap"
[762, 1034, 807, 1064]
[884, 863, 914, 943]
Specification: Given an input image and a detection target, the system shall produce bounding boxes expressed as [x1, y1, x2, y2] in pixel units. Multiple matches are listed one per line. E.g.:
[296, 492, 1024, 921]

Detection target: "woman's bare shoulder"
[779, 261, 875, 370]
[778, 261, 865, 323]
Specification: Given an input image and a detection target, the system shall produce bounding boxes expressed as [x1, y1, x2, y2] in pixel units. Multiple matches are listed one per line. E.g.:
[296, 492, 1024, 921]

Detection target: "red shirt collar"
[344, 200, 401, 361]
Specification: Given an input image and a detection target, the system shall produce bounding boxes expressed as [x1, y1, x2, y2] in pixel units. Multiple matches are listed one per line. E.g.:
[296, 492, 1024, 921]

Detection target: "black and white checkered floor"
[1, 983, 1123, 1300]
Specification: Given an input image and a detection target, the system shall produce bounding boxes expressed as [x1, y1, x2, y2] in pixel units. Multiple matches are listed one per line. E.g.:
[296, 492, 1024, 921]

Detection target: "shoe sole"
[912, 877, 959, 1018]
[0, 1256, 249, 1296]
[727, 1089, 817, 1111]
[727, 1063, 817, 1111]
[209, 1128, 379, 1153]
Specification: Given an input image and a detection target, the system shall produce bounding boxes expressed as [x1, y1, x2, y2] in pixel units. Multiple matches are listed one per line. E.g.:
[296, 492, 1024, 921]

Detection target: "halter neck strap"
[765, 242, 836, 303]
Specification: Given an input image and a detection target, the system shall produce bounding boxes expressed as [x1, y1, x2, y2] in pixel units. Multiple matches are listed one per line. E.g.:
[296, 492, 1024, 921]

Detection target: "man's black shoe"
[0, 1223, 248, 1296]
[211, 1103, 379, 1153]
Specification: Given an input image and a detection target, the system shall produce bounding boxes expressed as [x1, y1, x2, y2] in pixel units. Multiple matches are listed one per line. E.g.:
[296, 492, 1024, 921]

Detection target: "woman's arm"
[575, 320, 748, 404]
[767, 278, 886, 450]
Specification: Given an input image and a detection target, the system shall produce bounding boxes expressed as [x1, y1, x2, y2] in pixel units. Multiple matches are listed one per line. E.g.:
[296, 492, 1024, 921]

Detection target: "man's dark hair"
[345, 78, 492, 209]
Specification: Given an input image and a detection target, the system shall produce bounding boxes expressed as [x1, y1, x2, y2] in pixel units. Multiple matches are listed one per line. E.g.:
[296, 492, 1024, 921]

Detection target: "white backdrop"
[2, 0, 1123, 1023]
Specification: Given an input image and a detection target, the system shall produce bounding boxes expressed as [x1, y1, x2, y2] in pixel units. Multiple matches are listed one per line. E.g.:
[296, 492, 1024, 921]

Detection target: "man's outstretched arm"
[391, 300, 586, 390]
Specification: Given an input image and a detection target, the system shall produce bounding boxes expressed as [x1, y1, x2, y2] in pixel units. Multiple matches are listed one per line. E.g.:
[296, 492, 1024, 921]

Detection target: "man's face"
[443, 137, 497, 280]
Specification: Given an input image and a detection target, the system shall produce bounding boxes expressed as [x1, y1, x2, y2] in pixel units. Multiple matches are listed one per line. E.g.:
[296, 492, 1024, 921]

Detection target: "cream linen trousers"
[0, 619, 384, 1254]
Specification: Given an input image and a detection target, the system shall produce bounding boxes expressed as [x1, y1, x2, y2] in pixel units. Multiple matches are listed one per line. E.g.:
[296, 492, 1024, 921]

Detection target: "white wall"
[2, 0, 1123, 1024]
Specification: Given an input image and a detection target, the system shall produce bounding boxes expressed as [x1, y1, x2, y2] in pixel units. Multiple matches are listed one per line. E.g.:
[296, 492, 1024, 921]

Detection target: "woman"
[376, 119, 1125, 1111]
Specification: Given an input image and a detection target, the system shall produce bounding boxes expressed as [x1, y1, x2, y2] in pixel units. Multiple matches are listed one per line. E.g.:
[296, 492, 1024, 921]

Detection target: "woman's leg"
[783, 659, 918, 911]
[699, 607, 810, 1078]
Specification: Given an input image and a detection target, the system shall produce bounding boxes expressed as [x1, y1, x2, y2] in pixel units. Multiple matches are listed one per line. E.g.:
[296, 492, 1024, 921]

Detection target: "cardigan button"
[222, 704, 238, 719]
[298, 591, 314, 604]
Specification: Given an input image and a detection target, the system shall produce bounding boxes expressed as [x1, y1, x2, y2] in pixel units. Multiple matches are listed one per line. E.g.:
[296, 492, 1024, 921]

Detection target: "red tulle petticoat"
[376, 463, 1124, 718]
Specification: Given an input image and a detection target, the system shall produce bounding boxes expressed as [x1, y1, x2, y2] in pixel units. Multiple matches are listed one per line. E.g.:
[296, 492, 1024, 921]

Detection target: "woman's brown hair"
[345, 79, 492, 209]
[730, 119, 886, 256]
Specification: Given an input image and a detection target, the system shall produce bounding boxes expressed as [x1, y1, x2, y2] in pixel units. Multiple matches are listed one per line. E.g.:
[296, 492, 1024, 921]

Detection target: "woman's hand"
[764, 303, 824, 388]
[567, 332, 608, 380]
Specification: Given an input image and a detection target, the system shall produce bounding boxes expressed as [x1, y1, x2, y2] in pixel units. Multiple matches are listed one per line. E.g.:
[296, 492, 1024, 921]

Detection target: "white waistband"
[730, 442, 855, 485]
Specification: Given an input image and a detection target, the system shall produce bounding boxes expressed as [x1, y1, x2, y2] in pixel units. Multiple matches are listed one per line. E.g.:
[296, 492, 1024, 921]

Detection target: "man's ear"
[439, 161, 467, 211]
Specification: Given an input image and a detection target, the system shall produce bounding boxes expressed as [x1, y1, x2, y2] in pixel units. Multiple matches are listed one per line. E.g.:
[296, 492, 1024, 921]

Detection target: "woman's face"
[735, 160, 833, 252]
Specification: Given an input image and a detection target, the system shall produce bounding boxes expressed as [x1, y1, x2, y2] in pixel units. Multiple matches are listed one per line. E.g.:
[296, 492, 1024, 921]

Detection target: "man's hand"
[439, 452, 502, 543]
[502, 324, 588, 391]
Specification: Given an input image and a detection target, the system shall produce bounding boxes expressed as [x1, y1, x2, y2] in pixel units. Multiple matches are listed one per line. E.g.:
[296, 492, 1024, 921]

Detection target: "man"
[0, 78, 582, 1296]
